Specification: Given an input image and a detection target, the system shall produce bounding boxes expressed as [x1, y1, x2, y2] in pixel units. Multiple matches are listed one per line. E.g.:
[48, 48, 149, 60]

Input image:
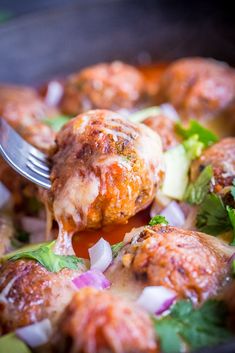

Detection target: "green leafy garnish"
[231, 179, 235, 201]
[227, 206, 235, 245]
[111, 242, 124, 258]
[149, 215, 169, 226]
[43, 115, 71, 132]
[0, 333, 31, 353]
[153, 300, 231, 353]
[176, 120, 218, 147]
[196, 193, 231, 235]
[8, 241, 83, 272]
[184, 165, 213, 205]
[182, 134, 204, 160]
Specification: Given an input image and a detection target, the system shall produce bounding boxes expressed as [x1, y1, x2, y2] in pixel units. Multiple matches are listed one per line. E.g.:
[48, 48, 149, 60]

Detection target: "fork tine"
[0, 118, 51, 189]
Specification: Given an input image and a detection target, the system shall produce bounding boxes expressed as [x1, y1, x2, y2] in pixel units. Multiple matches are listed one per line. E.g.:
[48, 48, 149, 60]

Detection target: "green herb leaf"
[8, 241, 83, 272]
[182, 134, 204, 160]
[231, 179, 235, 201]
[184, 165, 213, 205]
[196, 193, 231, 235]
[0, 333, 31, 353]
[149, 215, 169, 226]
[227, 206, 235, 245]
[43, 115, 70, 132]
[153, 300, 231, 353]
[111, 242, 124, 258]
[176, 120, 218, 147]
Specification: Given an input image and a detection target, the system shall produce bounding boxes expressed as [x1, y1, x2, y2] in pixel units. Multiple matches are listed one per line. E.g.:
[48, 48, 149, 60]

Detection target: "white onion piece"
[88, 237, 112, 272]
[160, 201, 185, 227]
[136, 286, 176, 315]
[15, 319, 52, 348]
[73, 269, 110, 290]
[0, 182, 11, 208]
[160, 103, 180, 122]
[44, 81, 63, 106]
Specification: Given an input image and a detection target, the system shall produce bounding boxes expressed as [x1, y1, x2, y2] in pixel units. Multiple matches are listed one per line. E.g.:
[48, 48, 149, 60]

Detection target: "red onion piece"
[0, 182, 11, 208]
[44, 81, 63, 106]
[160, 103, 180, 122]
[88, 237, 112, 272]
[72, 269, 110, 290]
[15, 319, 52, 348]
[160, 201, 185, 227]
[136, 286, 176, 315]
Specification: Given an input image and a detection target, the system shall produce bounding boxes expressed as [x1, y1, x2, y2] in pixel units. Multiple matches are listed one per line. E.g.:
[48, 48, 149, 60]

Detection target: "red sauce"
[73, 207, 150, 258]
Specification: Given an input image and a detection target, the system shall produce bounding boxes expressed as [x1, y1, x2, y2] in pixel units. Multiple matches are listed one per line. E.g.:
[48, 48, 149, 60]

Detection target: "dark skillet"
[0, 0, 235, 352]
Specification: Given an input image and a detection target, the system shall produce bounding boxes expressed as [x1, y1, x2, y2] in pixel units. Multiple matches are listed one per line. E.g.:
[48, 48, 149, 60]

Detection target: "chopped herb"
[196, 193, 231, 235]
[149, 215, 169, 226]
[182, 134, 204, 160]
[111, 242, 124, 257]
[0, 333, 31, 353]
[184, 165, 213, 205]
[227, 206, 235, 245]
[8, 241, 83, 272]
[231, 179, 235, 201]
[15, 229, 30, 243]
[43, 115, 70, 132]
[27, 196, 42, 214]
[153, 300, 231, 353]
[176, 120, 218, 147]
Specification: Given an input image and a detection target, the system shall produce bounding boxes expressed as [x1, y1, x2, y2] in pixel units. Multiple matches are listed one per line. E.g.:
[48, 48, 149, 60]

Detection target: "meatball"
[0, 84, 56, 152]
[49, 110, 164, 253]
[60, 62, 146, 115]
[52, 287, 157, 353]
[105, 225, 233, 304]
[158, 58, 235, 123]
[0, 259, 86, 333]
[190, 138, 235, 199]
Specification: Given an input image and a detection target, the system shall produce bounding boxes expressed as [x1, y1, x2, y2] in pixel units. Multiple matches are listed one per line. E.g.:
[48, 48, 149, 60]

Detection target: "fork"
[0, 118, 51, 189]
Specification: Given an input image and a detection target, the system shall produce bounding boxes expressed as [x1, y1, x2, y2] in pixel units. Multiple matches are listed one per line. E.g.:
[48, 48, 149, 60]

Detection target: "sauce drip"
[73, 207, 150, 258]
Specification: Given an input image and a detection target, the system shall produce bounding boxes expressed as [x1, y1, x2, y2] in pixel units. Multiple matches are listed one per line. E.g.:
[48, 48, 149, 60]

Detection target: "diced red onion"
[136, 286, 176, 315]
[44, 81, 63, 106]
[160, 201, 185, 227]
[88, 237, 112, 272]
[72, 269, 110, 290]
[15, 319, 52, 348]
[160, 103, 180, 122]
[0, 182, 11, 208]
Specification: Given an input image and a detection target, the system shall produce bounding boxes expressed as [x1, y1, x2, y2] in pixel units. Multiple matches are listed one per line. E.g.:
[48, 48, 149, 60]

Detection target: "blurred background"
[0, 0, 234, 84]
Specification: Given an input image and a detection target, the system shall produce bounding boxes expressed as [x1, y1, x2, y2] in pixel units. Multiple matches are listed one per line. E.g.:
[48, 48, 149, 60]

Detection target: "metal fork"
[0, 118, 51, 189]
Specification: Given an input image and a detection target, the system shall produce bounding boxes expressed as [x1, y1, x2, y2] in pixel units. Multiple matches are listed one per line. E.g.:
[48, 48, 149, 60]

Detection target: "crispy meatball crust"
[0, 84, 56, 152]
[158, 58, 235, 122]
[106, 226, 232, 304]
[49, 110, 164, 238]
[0, 259, 85, 334]
[52, 288, 157, 353]
[190, 138, 235, 199]
[60, 62, 146, 115]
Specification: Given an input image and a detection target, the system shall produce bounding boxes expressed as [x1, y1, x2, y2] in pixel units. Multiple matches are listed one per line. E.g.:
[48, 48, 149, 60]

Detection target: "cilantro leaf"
[111, 242, 124, 258]
[0, 333, 31, 353]
[43, 115, 70, 132]
[153, 300, 231, 353]
[196, 193, 231, 235]
[8, 241, 83, 272]
[149, 215, 169, 226]
[182, 134, 204, 160]
[231, 179, 235, 201]
[184, 165, 213, 205]
[176, 120, 218, 147]
[227, 206, 235, 245]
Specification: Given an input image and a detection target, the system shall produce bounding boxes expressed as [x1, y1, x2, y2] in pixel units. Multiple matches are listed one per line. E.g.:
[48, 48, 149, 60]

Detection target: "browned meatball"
[0, 259, 86, 333]
[60, 62, 147, 115]
[158, 58, 235, 123]
[143, 113, 180, 151]
[49, 110, 164, 253]
[52, 287, 157, 353]
[0, 84, 56, 152]
[190, 138, 235, 199]
[105, 226, 233, 304]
